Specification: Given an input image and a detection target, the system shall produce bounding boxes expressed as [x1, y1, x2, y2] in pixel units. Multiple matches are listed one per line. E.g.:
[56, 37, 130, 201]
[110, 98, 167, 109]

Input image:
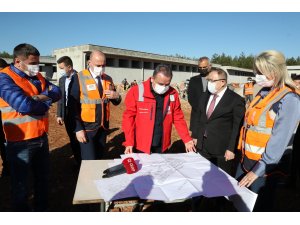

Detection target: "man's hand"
[224, 150, 235, 161]
[124, 146, 133, 154]
[185, 140, 196, 153]
[76, 130, 87, 143]
[239, 171, 258, 188]
[104, 90, 120, 99]
[56, 117, 64, 125]
[32, 94, 51, 102]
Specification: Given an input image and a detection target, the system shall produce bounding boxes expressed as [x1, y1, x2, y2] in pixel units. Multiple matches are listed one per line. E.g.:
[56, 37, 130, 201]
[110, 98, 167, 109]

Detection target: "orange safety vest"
[244, 82, 254, 95]
[0, 67, 48, 142]
[238, 86, 293, 161]
[77, 69, 113, 129]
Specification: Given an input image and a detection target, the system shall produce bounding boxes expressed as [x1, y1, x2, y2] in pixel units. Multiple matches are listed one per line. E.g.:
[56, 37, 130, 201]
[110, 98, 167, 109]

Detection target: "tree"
[0, 51, 13, 58]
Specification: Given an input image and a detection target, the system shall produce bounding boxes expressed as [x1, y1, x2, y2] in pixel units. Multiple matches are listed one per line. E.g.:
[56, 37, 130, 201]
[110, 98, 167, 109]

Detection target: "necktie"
[207, 94, 218, 119]
[96, 76, 103, 98]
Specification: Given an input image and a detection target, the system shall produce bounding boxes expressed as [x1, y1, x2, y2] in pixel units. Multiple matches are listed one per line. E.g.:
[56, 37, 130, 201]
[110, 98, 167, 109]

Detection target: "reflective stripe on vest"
[239, 86, 292, 161]
[77, 70, 112, 124]
[0, 67, 48, 141]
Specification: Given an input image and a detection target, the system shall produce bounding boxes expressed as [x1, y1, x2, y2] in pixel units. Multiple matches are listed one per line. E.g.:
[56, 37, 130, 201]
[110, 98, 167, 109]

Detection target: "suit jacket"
[188, 74, 205, 132]
[192, 88, 245, 156]
[56, 72, 76, 119]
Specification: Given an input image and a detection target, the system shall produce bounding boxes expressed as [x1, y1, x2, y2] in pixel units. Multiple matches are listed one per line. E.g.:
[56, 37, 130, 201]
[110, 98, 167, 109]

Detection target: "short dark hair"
[57, 56, 73, 67]
[210, 68, 227, 81]
[13, 43, 40, 61]
[153, 64, 173, 78]
[0, 58, 8, 69]
[199, 56, 210, 63]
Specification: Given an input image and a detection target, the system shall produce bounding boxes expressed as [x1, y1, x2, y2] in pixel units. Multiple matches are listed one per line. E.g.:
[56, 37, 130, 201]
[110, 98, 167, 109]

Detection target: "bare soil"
[0, 92, 299, 212]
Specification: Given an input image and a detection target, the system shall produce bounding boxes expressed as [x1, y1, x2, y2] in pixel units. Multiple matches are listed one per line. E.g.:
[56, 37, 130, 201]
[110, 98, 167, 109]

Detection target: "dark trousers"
[79, 128, 107, 160]
[6, 134, 49, 211]
[245, 94, 253, 103]
[64, 114, 81, 164]
[197, 137, 235, 176]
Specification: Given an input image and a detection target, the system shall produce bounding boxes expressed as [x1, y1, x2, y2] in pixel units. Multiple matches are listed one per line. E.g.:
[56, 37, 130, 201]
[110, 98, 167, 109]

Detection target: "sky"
[1, 12, 300, 59]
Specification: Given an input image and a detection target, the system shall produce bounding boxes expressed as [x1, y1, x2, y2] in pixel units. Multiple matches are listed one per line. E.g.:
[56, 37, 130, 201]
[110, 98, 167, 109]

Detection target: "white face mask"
[255, 74, 274, 87]
[153, 83, 169, 95]
[24, 64, 39, 77]
[93, 66, 105, 76]
[207, 81, 218, 94]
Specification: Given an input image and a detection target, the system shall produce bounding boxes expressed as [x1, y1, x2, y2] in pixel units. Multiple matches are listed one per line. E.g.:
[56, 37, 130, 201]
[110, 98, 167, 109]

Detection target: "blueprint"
[94, 153, 257, 211]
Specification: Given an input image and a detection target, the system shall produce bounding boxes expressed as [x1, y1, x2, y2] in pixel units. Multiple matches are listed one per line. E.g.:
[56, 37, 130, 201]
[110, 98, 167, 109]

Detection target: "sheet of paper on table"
[94, 153, 257, 211]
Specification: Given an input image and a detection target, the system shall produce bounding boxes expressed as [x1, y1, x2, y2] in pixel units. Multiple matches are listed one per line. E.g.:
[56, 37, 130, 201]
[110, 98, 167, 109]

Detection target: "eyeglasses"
[207, 79, 226, 83]
[199, 66, 208, 69]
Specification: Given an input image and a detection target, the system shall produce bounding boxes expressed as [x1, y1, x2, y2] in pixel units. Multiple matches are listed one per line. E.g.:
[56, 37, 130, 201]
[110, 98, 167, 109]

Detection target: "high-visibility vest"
[0, 67, 48, 142]
[238, 86, 293, 161]
[244, 82, 254, 95]
[77, 69, 113, 128]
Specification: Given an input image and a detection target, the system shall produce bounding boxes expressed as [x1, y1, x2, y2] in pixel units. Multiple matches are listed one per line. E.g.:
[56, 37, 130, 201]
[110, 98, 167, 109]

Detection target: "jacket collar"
[9, 64, 28, 78]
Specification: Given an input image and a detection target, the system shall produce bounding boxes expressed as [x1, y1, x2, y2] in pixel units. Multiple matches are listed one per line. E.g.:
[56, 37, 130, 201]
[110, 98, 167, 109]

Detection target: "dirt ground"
[0, 92, 300, 212]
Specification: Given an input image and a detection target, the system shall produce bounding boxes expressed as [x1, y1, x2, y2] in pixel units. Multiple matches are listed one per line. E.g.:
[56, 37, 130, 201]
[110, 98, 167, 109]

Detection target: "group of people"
[121, 78, 137, 91]
[0, 43, 299, 212]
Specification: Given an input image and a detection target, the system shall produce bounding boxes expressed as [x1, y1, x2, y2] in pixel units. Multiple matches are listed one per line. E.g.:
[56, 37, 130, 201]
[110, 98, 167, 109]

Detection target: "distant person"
[0, 58, 8, 177]
[56, 56, 81, 165]
[122, 78, 129, 90]
[188, 56, 211, 134]
[0, 43, 61, 211]
[192, 68, 245, 176]
[69, 50, 121, 160]
[244, 77, 254, 104]
[122, 64, 195, 154]
[237, 50, 300, 211]
[130, 79, 137, 87]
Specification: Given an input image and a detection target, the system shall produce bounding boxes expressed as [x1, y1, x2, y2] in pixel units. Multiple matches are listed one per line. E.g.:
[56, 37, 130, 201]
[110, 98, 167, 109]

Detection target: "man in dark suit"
[56, 56, 81, 164]
[192, 68, 245, 176]
[188, 56, 211, 133]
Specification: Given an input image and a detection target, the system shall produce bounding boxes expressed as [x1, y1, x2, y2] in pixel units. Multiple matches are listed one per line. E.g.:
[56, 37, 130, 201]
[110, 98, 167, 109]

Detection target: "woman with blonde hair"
[236, 50, 300, 211]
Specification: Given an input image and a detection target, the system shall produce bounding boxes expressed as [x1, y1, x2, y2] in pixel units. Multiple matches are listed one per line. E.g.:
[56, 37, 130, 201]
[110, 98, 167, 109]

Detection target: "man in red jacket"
[122, 64, 195, 154]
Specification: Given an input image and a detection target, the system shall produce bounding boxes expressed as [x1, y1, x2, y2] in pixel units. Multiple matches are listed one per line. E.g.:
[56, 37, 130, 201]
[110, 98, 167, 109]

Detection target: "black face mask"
[198, 68, 209, 75]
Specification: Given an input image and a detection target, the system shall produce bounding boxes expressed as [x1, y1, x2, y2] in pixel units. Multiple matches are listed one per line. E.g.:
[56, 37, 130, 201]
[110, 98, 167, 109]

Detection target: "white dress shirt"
[65, 70, 75, 106]
[206, 86, 227, 114]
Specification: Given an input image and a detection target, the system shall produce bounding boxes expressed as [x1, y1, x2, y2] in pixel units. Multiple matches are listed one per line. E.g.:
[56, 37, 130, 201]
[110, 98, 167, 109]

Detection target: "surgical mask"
[255, 74, 274, 87]
[93, 66, 105, 76]
[153, 83, 169, 95]
[207, 81, 218, 94]
[23, 63, 39, 77]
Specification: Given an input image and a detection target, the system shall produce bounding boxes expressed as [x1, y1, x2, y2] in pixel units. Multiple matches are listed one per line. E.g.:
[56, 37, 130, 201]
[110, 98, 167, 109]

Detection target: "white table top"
[73, 160, 113, 205]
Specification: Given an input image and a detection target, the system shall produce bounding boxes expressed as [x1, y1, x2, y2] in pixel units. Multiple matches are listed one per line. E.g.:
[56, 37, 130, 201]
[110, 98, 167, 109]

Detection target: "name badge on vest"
[87, 84, 97, 91]
[170, 95, 175, 102]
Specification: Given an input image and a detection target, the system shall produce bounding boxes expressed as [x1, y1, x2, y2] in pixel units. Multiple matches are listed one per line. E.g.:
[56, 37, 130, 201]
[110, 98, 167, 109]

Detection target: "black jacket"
[56, 72, 76, 119]
[187, 74, 206, 132]
[192, 88, 245, 156]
